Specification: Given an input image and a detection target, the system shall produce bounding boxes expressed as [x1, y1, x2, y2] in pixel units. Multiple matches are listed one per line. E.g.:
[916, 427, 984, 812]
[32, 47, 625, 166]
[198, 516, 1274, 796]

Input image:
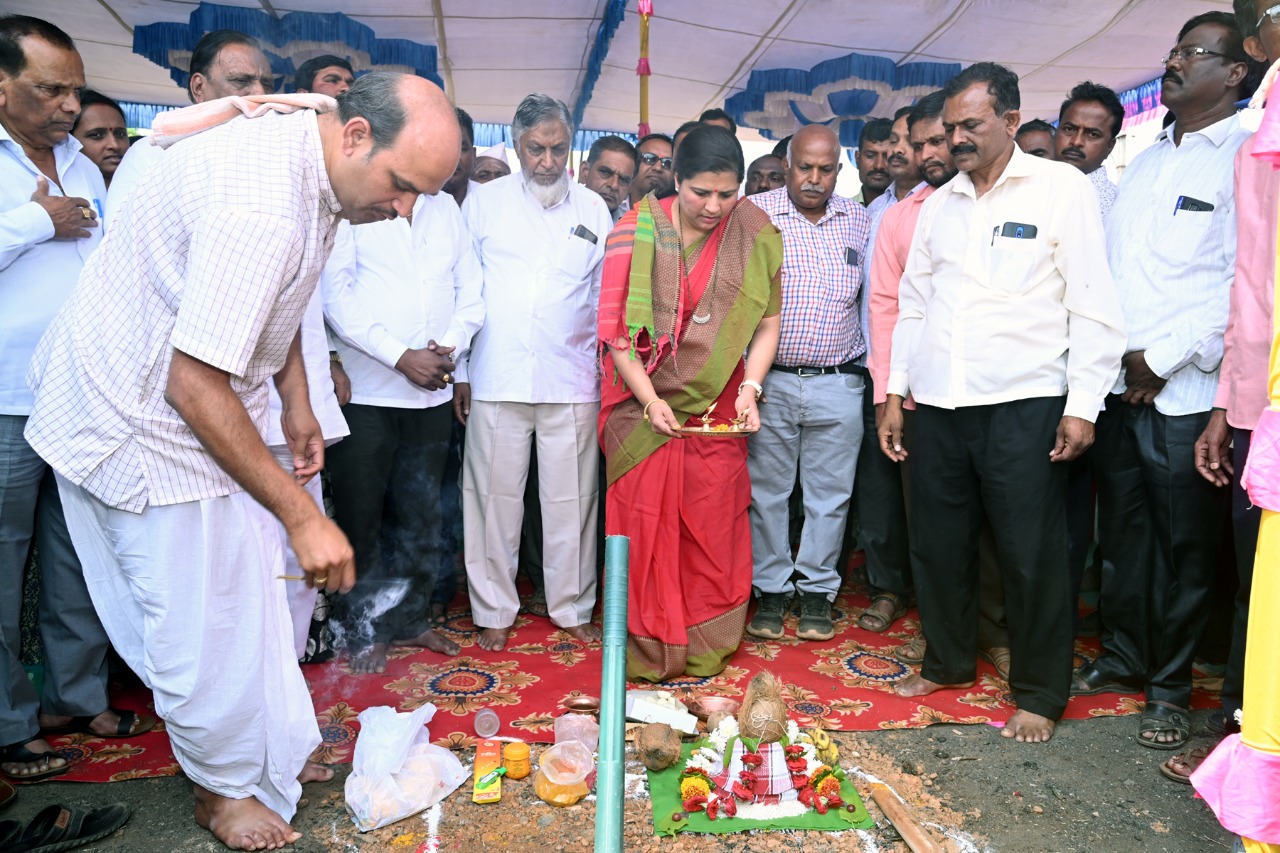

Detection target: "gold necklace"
[675, 200, 722, 325]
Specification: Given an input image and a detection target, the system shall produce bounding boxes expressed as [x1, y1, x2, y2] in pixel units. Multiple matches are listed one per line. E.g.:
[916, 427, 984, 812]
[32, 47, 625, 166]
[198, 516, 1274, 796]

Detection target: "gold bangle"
[643, 399, 664, 421]
[329, 351, 342, 364]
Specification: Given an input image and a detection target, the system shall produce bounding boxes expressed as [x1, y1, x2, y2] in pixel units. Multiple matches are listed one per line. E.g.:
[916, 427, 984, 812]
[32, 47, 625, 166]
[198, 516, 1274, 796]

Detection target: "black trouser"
[1222, 427, 1260, 719]
[1092, 398, 1228, 707]
[910, 398, 1072, 720]
[328, 402, 453, 646]
[854, 382, 912, 595]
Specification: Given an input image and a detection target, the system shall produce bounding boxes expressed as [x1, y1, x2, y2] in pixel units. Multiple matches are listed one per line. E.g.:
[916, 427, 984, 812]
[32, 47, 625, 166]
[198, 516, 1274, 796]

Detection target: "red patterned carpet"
[29, 586, 1222, 784]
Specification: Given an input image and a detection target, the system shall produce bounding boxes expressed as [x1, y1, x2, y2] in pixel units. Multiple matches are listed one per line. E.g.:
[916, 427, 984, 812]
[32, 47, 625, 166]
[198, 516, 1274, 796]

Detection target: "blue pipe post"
[594, 535, 629, 853]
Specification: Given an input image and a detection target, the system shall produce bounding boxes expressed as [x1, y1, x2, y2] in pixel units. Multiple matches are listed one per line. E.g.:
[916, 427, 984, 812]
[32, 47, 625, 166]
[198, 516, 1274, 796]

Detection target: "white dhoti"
[56, 475, 320, 821]
[463, 400, 599, 629]
[269, 444, 323, 660]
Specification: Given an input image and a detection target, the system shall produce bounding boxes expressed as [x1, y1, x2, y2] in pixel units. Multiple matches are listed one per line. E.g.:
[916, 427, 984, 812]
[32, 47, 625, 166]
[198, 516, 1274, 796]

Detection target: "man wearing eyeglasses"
[628, 132, 674, 207]
[1081, 12, 1254, 756]
[1166, 0, 1280, 790]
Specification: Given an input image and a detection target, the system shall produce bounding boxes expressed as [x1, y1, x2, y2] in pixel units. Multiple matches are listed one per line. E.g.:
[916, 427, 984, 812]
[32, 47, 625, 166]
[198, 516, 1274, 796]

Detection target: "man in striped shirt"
[746, 124, 871, 642]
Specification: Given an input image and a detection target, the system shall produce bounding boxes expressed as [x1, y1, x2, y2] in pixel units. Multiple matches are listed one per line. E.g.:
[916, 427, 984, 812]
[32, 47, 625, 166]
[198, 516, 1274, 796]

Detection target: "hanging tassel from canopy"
[637, 0, 653, 137]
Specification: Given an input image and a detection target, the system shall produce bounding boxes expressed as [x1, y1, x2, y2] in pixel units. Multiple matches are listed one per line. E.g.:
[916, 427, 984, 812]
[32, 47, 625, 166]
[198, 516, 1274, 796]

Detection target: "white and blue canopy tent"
[18, 0, 1231, 178]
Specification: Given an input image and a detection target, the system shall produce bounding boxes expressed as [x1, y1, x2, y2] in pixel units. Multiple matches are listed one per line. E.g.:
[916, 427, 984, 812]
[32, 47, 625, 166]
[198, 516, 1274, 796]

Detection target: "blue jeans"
[747, 371, 864, 600]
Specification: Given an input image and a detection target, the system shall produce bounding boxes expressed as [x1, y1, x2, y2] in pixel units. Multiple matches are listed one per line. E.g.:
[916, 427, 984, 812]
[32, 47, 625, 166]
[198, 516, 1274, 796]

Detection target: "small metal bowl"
[688, 696, 740, 722]
[561, 695, 600, 716]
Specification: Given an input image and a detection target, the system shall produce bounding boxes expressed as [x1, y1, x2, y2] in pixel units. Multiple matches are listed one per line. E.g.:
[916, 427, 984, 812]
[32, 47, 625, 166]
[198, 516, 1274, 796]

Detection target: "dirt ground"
[2, 709, 1237, 853]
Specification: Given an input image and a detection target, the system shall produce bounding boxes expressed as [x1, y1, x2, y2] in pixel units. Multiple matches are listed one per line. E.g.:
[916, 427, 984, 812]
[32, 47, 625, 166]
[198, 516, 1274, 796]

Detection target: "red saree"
[598, 194, 782, 682]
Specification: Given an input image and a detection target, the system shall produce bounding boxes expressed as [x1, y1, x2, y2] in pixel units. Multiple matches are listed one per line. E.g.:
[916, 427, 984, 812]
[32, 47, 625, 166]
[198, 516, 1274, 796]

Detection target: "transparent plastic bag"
[533, 740, 594, 807]
[553, 712, 600, 751]
[344, 704, 468, 831]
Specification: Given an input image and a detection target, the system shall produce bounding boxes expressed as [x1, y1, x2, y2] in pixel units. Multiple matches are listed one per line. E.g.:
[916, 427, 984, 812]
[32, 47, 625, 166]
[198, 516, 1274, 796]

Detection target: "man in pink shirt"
[1163, 0, 1278, 783]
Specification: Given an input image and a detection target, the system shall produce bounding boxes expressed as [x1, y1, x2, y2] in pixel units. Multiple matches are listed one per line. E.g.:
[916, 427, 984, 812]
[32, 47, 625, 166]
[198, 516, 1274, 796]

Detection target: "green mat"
[647, 742, 875, 837]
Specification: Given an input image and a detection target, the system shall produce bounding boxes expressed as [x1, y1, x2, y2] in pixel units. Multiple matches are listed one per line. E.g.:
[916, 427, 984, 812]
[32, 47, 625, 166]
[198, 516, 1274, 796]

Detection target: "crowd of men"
[2, 1, 1276, 846]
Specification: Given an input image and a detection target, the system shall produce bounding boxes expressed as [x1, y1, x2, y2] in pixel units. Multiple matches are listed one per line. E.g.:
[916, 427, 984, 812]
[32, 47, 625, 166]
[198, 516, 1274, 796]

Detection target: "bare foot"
[391, 628, 460, 656]
[0, 738, 67, 778]
[349, 644, 388, 674]
[298, 760, 333, 784]
[559, 622, 602, 644]
[193, 785, 300, 850]
[1001, 709, 1056, 743]
[477, 627, 511, 652]
[892, 673, 974, 698]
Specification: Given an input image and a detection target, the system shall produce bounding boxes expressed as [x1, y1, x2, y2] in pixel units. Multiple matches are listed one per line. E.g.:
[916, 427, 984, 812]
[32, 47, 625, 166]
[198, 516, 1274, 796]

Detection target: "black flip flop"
[41, 709, 156, 740]
[0, 743, 70, 783]
[9, 803, 131, 853]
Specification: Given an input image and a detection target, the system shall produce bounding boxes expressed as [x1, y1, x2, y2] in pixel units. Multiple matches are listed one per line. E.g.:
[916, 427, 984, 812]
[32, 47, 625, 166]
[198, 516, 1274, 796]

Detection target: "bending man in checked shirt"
[26, 74, 461, 850]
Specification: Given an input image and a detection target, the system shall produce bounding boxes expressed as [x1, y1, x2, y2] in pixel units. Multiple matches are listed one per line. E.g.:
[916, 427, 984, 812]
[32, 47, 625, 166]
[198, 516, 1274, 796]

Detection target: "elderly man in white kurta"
[459, 93, 613, 652]
[24, 74, 460, 850]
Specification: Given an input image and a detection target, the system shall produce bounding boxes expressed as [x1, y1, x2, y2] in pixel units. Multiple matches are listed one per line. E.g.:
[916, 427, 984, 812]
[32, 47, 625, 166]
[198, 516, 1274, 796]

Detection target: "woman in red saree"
[598, 126, 782, 682]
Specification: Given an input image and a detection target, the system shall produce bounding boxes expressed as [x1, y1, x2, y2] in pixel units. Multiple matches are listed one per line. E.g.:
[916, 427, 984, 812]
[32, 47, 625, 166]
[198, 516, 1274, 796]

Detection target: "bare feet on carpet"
[1001, 709, 1055, 743]
[477, 627, 511, 652]
[193, 785, 300, 851]
[298, 760, 333, 784]
[892, 673, 974, 698]
[350, 643, 388, 674]
[392, 628, 460, 656]
[560, 622, 602, 644]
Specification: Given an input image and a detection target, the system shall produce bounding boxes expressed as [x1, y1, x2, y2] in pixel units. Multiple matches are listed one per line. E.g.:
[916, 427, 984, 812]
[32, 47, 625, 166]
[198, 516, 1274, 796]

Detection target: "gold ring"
[80, 207, 92, 219]
[315, 575, 329, 584]
[443, 372, 453, 384]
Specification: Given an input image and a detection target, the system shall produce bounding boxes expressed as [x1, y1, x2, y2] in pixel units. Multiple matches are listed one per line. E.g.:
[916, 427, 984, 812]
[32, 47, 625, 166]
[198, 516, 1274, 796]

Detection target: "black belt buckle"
[795, 365, 832, 377]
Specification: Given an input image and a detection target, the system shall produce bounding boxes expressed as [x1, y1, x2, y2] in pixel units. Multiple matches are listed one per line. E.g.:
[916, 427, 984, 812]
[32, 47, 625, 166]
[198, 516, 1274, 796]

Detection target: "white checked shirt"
[1106, 114, 1251, 416]
[26, 109, 341, 512]
[889, 146, 1127, 421]
[749, 186, 871, 366]
[462, 173, 612, 404]
[323, 191, 484, 409]
[0, 128, 105, 415]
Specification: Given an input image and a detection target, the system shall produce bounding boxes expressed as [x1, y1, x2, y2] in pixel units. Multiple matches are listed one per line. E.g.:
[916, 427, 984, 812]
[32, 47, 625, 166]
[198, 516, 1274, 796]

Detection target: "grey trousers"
[1, 415, 109, 747]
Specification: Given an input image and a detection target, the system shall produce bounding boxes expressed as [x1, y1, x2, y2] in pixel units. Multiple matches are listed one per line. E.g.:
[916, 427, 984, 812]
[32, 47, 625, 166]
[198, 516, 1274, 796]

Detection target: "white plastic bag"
[344, 704, 468, 832]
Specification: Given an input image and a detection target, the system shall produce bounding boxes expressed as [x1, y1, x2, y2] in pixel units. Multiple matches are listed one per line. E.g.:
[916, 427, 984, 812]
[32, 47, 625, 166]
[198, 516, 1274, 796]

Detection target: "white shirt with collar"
[1106, 113, 1252, 417]
[462, 173, 613, 404]
[0, 127, 105, 415]
[888, 145, 1126, 421]
[323, 191, 484, 409]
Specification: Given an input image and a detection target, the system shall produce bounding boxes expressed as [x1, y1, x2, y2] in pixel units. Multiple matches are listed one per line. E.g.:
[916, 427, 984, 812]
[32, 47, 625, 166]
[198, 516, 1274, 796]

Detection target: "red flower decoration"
[815, 796, 829, 815]
[741, 752, 764, 768]
[723, 796, 738, 818]
[786, 757, 809, 773]
[827, 794, 845, 808]
[682, 795, 707, 812]
[797, 786, 815, 807]
[731, 781, 754, 801]
[706, 798, 719, 820]
[784, 744, 805, 757]
[738, 770, 758, 787]
[791, 773, 810, 789]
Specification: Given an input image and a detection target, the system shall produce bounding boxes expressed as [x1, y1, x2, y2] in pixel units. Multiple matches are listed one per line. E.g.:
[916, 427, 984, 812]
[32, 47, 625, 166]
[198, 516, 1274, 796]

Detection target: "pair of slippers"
[0, 803, 130, 853]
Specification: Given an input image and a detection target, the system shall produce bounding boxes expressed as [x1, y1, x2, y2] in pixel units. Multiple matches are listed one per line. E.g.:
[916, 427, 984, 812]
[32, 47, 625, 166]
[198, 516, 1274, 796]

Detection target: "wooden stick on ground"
[870, 782, 945, 853]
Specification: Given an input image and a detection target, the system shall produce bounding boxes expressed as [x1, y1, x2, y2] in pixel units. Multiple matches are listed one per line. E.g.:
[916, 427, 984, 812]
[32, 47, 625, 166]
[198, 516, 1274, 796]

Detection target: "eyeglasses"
[1258, 3, 1280, 30]
[1161, 46, 1229, 65]
[639, 152, 673, 170]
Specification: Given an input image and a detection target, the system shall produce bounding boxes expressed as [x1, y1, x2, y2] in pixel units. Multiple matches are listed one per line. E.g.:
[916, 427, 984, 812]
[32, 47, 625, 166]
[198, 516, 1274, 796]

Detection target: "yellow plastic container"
[503, 741, 531, 780]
